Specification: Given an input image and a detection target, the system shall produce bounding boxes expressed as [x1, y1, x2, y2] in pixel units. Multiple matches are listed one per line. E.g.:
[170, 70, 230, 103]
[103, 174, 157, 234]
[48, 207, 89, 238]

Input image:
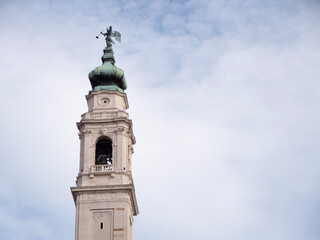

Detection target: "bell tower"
[71, 26, 139, 240]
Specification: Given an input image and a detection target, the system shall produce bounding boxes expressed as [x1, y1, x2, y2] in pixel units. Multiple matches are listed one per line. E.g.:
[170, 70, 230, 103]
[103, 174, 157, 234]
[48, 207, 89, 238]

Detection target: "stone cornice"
[76, 118, 136, 144]
[85, 89, 129, 109]
[70, 184, 139, 215]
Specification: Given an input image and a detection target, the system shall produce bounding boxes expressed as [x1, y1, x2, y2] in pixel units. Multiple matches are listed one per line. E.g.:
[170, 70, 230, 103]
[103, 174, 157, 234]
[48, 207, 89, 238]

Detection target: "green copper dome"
[89, 27, 127, 91]
[89, 48, 127, 91]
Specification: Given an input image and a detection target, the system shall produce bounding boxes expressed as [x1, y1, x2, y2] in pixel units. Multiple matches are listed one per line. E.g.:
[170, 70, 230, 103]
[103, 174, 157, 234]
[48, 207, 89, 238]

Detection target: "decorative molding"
[83, 129, 92, 134]
[100, 129, 108, 136]
[83, 193, 117, 201]
[129, 145, 134, 154]
[114, 228, 124, 231]
[115, 126, 125, 135]
[88, 112, 119, 119]
[78, 129, 92, 138]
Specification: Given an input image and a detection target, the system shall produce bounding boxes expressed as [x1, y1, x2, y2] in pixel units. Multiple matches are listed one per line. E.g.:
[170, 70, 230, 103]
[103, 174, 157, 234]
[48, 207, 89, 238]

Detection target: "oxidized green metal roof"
[90, 85, 124, 93]
[89, 27, 127, 91]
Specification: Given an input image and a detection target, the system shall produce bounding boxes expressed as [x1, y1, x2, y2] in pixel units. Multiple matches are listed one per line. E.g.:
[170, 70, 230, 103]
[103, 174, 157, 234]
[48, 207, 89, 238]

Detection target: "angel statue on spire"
[96, 26, 121, 48]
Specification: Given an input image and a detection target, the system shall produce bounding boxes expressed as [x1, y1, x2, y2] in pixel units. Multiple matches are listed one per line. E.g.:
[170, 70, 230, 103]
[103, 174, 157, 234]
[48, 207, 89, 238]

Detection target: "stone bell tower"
[71, 26, 139, 240]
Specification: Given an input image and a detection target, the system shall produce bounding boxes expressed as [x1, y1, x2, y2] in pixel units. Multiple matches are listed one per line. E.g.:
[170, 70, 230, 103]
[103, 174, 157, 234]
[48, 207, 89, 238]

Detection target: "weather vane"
[96, 26, 121, 48]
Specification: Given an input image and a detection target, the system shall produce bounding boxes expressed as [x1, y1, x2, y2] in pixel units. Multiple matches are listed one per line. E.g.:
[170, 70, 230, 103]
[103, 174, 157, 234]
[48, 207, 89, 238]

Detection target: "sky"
[0, 0, 320, 239]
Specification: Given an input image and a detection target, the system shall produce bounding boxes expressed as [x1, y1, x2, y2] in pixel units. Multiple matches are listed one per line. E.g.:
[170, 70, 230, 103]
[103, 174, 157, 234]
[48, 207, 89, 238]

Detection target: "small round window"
[98, 98, 110, 106]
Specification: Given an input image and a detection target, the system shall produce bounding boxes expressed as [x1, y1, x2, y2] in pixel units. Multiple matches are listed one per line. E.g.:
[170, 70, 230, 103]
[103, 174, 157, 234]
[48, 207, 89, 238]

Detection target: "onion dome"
[89, 47, 127, 92]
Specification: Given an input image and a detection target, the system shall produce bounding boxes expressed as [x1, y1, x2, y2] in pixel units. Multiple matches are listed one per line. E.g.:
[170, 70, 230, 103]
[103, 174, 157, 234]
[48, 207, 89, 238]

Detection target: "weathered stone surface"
[71, 89, 138, 240]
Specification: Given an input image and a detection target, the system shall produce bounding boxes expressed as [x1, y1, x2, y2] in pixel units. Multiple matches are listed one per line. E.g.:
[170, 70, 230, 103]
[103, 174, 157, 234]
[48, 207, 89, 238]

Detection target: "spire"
[89, 26, 127, 92]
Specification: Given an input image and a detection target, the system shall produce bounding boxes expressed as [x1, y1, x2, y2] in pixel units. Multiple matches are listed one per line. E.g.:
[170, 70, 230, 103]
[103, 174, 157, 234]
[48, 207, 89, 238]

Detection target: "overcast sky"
[0, 0, 320, 239]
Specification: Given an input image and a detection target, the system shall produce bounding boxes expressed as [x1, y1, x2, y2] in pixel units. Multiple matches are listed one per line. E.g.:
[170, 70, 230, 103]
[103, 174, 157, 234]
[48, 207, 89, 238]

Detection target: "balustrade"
[90, 164, 113, 172]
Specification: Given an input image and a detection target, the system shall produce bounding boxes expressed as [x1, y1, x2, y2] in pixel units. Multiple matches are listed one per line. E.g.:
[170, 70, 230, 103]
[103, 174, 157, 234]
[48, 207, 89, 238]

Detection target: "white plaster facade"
[71, 89, 138, 240]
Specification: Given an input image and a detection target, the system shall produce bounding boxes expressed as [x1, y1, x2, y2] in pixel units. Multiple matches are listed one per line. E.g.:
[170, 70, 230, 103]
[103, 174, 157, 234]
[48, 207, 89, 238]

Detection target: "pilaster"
[72, 89, 138, 240]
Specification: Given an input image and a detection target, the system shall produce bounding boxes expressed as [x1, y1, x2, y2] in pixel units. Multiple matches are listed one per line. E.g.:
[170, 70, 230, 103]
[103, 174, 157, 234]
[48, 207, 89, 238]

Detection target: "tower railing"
[90, 164, 113, 172]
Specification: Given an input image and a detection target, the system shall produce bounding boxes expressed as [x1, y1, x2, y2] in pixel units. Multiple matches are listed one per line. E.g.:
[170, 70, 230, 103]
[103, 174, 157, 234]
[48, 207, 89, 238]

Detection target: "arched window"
[95, 138, 112, 165]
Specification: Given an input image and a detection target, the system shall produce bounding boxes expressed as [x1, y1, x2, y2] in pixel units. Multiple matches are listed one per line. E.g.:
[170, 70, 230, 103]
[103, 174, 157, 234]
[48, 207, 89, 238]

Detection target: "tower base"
[71, 185, 138, 240]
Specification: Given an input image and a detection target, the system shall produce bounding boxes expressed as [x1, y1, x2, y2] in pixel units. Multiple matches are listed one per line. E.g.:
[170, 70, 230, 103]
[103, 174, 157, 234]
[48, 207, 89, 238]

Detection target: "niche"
[95, 138, 112, 165]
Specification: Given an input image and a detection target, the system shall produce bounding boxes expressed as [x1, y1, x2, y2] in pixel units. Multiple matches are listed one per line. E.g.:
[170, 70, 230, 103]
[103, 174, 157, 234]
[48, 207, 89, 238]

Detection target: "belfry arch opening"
[95, 138, 113, 165]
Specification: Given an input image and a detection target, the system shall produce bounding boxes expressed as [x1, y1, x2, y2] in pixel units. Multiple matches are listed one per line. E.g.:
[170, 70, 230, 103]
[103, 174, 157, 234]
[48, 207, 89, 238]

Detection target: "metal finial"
[96, 26, 121, 48]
